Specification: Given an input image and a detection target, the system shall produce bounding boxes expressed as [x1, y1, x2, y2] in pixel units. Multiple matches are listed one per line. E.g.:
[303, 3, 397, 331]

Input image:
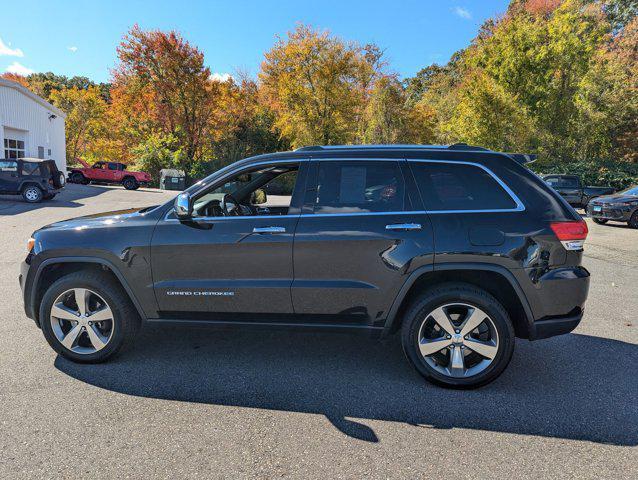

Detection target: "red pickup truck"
[68, 159, 151, 190]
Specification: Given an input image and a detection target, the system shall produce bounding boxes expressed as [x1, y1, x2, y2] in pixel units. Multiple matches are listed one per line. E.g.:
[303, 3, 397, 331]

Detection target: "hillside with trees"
[3, 0, 637, 187]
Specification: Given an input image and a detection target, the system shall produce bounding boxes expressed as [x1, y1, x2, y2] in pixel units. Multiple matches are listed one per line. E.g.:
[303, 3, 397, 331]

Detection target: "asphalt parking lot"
[0, 184, 636, 479]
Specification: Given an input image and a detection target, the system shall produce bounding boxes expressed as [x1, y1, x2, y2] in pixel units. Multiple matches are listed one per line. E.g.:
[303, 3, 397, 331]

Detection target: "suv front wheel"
[39, 271, 140, 363]
[401, 283, 515, 389]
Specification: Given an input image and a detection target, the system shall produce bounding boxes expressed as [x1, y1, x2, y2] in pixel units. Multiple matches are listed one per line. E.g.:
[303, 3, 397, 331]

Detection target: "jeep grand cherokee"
[20, 144, 590, 388]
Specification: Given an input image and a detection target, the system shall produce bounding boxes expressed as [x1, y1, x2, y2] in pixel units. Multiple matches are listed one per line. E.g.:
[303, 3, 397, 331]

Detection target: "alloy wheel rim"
[50, 288, 115, 354]
[417, 303, 499, 378]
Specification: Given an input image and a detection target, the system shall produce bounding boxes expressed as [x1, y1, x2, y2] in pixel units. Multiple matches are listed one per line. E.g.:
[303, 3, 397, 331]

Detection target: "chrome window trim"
[408, 159, 525, 213]
[162, 157, 525, 222]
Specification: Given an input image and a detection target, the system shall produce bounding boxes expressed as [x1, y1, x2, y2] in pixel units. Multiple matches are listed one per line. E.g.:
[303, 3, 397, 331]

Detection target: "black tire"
[122, 177, 139, 190]
[22, 185, 43, 203]
[628, 211, 638, 229]
[592, 218, 607, 225]
[71, 172, 87, 184]
[39, 271, 141, 363]
[401, 283, 515, 389]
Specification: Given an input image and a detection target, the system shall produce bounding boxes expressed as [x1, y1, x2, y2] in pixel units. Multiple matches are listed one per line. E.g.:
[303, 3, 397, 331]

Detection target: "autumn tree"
[260, 24, 381, 148]
[362, 76, 436, 144]
[113, 25, 217, 177]
[0, 72, 30, 88]
[208, 77, 288, 168]
[49, 86, 108, 163]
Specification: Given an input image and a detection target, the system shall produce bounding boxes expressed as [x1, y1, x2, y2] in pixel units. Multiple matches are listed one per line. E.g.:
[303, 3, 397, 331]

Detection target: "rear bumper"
[526, 266, 589, 340]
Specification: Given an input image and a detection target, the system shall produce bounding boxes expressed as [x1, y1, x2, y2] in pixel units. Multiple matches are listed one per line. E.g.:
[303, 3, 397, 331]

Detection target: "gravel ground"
[0, 184, 636, 479]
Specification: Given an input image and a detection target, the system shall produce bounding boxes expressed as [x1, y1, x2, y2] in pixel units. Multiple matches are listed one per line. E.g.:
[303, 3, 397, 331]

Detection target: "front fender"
[26, 256, 148, 324]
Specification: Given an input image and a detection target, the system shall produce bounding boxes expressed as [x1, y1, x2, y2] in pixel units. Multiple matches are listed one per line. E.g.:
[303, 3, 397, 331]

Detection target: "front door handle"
[385, 223, 422, 231]
[252, 226, 286, 234]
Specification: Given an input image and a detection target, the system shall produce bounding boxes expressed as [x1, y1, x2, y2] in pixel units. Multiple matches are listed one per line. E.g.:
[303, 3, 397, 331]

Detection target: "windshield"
[621, 185, 638, 196]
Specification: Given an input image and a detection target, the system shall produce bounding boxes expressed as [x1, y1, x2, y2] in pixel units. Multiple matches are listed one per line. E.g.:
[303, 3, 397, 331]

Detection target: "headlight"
[27, 237, 35, 253]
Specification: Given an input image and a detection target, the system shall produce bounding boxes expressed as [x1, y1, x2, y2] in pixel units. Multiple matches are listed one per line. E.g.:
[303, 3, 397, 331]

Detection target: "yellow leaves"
[259, 24, 378, 147]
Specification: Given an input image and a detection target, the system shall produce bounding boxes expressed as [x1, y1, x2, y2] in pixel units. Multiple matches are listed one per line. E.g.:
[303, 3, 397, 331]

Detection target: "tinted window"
[545, 176, 560, 187]
[0, 160, 18, 171]
[410, 162, 517, 211]
[108, 163, 118, 171]
[313, 161, 406, 214]
[560, 177, 579, 188]
[21, 162, 41, 176]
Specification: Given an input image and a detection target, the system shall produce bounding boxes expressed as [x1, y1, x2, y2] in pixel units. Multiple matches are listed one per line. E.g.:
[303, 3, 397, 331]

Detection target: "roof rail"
[447, 143, 491, 151]
[294, 146, 324, 151]
[294, 144, 484, 152]
[506, 153, 537, 165]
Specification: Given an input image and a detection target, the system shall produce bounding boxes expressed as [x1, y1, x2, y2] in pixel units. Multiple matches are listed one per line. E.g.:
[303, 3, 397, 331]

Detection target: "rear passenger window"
[410, 162, 517, 211]
[313, 161, 407, 214]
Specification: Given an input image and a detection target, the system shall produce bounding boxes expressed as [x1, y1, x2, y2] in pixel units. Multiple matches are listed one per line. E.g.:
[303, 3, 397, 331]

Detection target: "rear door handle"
[385, 223, 422, 231]
[252, 226, 286, 234]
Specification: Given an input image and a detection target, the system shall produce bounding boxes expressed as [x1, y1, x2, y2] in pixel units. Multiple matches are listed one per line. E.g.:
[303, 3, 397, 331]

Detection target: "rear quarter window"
[21, 162, 41, 176]
[409, 162, 518, 211]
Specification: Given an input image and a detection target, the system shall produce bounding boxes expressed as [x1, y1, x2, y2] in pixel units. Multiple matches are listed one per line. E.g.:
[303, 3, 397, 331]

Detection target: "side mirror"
[174, 192, 192, 220]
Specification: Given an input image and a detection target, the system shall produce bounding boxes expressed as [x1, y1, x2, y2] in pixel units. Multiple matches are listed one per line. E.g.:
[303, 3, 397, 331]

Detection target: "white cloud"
[453, 6, 472, 19]
[6, 61, 34, 75]
[67, 46, 78, 53]
[0, 37, 24, 57]
[209, 72, 232, 82]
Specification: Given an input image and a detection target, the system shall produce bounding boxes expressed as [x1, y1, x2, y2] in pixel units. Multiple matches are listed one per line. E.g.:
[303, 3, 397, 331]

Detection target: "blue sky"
[1, 0, 509, 82]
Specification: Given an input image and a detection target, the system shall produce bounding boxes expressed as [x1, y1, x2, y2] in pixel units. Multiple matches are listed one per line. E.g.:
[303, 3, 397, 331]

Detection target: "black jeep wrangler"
[20, 145, 590, 388]
[0, 158, 65, 203]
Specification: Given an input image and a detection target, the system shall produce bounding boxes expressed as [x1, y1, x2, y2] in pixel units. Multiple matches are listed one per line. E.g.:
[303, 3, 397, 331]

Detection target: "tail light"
[550, 220, 588, 251]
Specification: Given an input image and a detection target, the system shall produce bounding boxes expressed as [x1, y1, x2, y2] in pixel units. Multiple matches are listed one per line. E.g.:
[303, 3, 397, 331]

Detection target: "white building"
[0, 78, 66, 171]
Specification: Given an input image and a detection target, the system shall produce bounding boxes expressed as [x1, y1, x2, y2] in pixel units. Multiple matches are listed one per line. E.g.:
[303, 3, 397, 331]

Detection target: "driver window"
[192, 164, 299, 218]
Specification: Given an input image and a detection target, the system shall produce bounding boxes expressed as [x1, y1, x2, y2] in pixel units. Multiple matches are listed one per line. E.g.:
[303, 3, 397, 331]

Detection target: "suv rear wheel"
[39, 271, 140, 363]
[22, 185, 43, 203]
[629, 211, 638, 229]
[122, 177, 139, 190]
[401, 283, 515, 389]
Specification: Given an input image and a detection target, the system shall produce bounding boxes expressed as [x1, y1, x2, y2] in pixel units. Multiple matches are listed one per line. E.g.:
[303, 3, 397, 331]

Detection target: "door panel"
[291, 159, 434, 325]
[150, 160, 307, 318]
[292, 213, 433, 323]
[151, 215, 299, 315]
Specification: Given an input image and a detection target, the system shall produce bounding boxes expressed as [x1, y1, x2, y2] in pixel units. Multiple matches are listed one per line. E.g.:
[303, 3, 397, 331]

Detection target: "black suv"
[20, 145, 590, 388]
[0, 158, 65, 202]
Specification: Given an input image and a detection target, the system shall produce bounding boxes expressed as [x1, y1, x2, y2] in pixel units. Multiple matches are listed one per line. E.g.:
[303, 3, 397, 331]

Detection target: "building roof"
[0, 78, 67, 119]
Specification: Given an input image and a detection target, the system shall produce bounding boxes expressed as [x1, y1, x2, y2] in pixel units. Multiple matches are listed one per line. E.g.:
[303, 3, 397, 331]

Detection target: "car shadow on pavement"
[54, 328, 637, 446]
[0, 184, 112, 216]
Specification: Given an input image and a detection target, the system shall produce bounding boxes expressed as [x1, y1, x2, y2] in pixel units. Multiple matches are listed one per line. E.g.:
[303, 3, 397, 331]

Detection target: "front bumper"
[529, 310, 583, 340]
[19, 255, 37, 323]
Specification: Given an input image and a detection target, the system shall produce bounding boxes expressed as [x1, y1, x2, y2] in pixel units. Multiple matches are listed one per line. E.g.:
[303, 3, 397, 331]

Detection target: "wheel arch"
[383, 263, 534, 339]
[20, 181, 43, 192]
[30, 257, 146, 326]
